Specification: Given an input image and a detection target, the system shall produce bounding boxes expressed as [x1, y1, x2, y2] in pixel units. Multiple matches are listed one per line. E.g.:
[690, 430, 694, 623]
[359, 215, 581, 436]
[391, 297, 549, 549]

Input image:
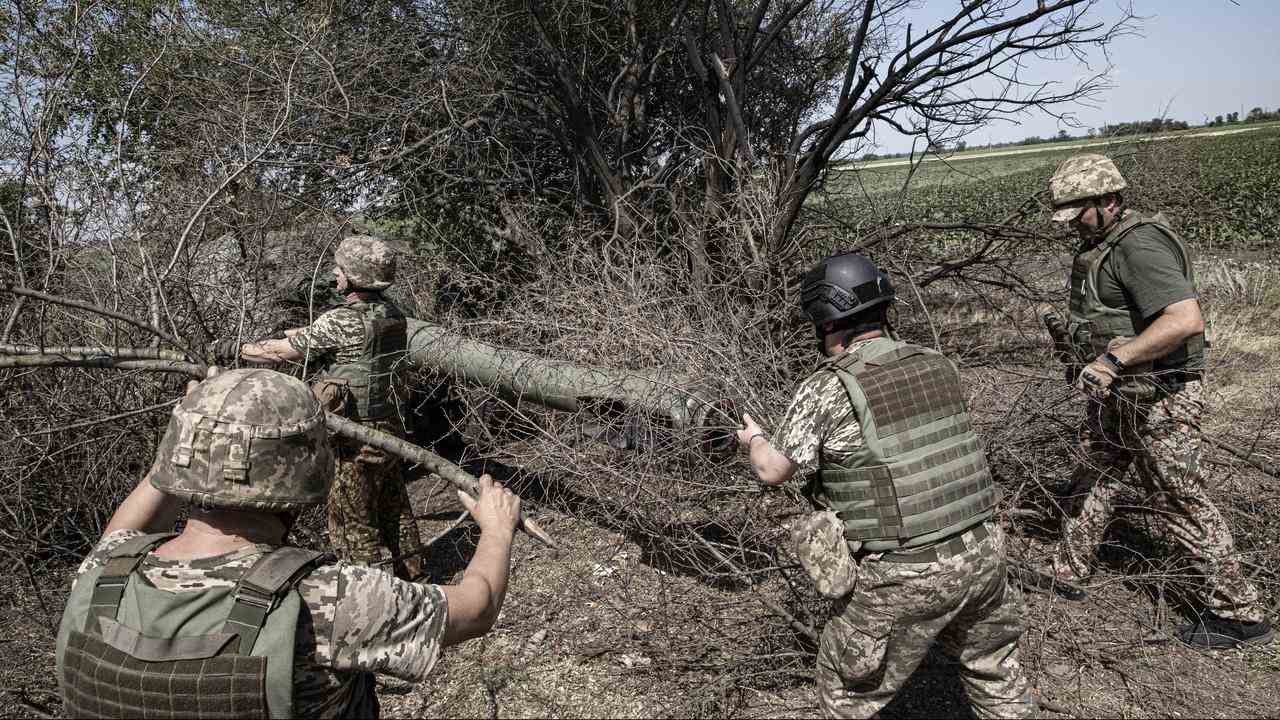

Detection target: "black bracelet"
[1103, 351, 1126, 371]
[748, 431, 770, 446]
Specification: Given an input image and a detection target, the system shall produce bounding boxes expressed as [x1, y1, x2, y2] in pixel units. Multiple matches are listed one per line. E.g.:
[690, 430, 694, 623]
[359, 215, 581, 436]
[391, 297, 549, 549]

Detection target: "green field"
[815, 123, 1280, 251]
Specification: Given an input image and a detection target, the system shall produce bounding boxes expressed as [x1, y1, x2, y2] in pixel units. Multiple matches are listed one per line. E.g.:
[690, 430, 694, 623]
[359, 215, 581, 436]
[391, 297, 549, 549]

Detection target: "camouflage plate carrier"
[321, 299, 408, 422]
[56, 534, 330, 719]
[814, 337, 999, 551]
[1068, 210, 1208, 394]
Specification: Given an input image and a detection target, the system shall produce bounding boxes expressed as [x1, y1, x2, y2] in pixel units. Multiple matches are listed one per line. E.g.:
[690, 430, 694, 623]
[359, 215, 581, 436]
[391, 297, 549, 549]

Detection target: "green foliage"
[818, 124, 1280, 254]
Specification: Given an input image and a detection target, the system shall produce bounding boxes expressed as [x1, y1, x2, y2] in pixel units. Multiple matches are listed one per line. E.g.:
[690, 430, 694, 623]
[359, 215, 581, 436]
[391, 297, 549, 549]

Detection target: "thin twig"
[14, 399, 179, 439]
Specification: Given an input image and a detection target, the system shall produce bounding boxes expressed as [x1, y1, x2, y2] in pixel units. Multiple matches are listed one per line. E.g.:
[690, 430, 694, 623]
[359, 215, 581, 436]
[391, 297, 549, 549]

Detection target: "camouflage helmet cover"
[335, 234, 396, 290]
[1048, 153, 1127, 221]
[150, 369, 333, 512]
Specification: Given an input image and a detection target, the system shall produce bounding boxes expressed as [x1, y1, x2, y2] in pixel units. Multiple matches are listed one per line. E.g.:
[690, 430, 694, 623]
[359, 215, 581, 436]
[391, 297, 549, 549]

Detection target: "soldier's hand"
[458, 474, 521, 538]
[736, 413, 768, 454]
[1076, 354, 1119, 400]
[205, 338, 242, 363]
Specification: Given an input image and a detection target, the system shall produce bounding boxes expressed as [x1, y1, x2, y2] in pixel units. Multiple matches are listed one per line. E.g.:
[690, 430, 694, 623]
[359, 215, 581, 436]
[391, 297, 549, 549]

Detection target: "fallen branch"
[0, 353, 206, 377]
[1202, 435, 1280, 480]
[0, 284, 201, 362]
[0, 343, 189, 361]
[324, 412, 557, 549]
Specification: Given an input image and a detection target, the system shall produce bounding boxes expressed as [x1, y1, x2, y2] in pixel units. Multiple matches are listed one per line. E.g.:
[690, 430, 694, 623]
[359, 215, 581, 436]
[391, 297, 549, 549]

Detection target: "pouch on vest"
[57, 536, 326, 720]
[792, 511, 859, 599]
[312, 377, 353, 417]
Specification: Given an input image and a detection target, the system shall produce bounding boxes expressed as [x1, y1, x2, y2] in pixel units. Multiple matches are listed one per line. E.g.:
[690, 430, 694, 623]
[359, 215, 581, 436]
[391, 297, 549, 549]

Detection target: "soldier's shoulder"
[298, 561, 445, 631]
[786, 367, 846, 419]
[74, 529, 146, 584]
[315, 305, 364, 324]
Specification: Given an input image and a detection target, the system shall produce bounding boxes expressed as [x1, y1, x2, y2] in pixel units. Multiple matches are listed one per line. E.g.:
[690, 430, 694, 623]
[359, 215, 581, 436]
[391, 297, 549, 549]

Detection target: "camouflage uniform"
[291, 300, 425, 581]
[73, 529, 448, 718]
[1047, 155, 1265, 625]
[1057, 383, 1265, 623]
[777, 339, 1035, 719]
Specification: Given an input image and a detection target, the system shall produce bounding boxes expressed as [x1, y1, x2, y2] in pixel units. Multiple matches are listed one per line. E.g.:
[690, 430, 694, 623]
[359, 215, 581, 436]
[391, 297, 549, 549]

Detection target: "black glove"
[206, 338, 242, 363]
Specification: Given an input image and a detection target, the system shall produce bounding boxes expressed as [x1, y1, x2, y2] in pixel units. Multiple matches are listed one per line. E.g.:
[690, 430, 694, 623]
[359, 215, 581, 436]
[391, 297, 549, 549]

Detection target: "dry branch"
[0, 284, 200, 361]
[0, 344, 189, 361]
[0, 354, 206, 377]
[1, 350, 556, 548]
[324, 413, 557, 549]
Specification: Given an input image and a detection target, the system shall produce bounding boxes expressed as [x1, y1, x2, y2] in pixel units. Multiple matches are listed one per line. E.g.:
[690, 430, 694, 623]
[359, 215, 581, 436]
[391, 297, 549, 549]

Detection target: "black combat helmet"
[799, 252, 894, 328]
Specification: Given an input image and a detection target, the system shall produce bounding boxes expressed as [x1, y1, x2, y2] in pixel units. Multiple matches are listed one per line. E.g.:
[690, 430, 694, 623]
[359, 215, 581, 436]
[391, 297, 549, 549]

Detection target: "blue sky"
[868, 0, 1280, 153]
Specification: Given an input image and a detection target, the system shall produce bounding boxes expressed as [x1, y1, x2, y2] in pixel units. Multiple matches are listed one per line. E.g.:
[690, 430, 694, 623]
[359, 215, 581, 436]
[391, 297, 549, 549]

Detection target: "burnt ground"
[3, 255, 1279, 718]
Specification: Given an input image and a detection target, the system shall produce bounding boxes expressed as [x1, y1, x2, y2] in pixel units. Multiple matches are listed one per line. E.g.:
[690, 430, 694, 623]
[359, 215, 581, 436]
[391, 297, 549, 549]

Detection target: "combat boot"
[1177, 616, 1273, 649]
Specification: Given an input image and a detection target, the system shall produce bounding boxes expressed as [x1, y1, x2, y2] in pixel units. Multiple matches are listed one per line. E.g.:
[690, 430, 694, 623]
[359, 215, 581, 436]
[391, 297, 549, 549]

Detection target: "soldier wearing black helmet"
[737, 253, 1035, 718]
[56, 368, 522, 718]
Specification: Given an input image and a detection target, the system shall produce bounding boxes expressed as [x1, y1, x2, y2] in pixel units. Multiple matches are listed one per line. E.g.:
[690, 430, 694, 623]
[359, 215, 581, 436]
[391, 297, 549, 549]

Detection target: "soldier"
[1042, 153, 1271, 648]
[56, 368, 522, 718]
[737, 253, 1035, 718]
[210, 234, 426, 580]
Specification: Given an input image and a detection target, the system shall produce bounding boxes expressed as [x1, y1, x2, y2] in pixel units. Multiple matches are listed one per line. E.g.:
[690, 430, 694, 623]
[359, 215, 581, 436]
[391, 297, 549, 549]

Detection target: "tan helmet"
[335, 234, 396, 290]
[1048, 153, 1127, 222]
[150, 369, 333, 512]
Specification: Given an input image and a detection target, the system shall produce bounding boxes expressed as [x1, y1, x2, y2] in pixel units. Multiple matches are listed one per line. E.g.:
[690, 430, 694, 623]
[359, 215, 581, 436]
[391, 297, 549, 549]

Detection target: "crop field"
[814, 123, 1280, 253]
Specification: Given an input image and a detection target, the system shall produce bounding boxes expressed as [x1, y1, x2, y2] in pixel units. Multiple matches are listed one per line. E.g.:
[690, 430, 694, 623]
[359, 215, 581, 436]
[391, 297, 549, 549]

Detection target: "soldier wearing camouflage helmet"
[213, 234, 426, 580]
[54, 369, 523, 718]
[1042, 153, 1270, 647]
[737, 252, 1036, 718]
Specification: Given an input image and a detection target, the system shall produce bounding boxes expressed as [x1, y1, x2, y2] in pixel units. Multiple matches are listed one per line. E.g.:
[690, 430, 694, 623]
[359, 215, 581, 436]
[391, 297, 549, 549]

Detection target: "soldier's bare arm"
[1107, 297, 1205, 368]
[440, 474, 521, 646]
[102, 469, 183, 537]
[737, 412, 798, 486]
[240, 337, 304, 363]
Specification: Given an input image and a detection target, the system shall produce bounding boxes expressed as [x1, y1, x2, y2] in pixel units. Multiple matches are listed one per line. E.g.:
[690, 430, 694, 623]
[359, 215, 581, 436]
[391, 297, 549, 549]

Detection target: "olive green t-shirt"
[1096, 223, 1204, 371]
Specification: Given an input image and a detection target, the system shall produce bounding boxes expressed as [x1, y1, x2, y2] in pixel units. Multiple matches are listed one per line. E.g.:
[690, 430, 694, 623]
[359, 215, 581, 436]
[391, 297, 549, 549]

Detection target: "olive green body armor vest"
[1067, 211, 1207, 380]
[56, 535, 329, 719]
[815, 338, 999, 551]
[322, 298, 408, 422]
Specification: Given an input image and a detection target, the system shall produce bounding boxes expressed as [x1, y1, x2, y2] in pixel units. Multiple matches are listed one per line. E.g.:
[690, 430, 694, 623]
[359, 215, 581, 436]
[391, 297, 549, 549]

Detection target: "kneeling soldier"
[738, 253, 1035, 718]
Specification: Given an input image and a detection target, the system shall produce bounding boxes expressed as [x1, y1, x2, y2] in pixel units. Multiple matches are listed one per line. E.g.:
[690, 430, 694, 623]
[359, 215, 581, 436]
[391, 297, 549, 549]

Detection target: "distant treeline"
[858, 105, 1280, 162]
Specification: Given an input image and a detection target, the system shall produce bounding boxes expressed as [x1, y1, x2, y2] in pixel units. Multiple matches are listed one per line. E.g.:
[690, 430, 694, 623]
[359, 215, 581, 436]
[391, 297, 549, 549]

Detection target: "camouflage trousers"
[327, 420, 425, 581]
[816, 523, 1035, 719]
[1056, 381, 1264, 622]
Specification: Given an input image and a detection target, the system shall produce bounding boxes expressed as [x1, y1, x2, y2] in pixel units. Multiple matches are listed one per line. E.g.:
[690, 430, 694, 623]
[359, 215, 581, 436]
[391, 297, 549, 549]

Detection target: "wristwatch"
[1103, 351, 1126, 371]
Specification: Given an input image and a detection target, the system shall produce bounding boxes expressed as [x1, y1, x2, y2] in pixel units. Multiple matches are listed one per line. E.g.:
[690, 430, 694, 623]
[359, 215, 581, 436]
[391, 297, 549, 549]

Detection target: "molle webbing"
[323, 299, 407, 421]
[818, 340, 997, 545]
[61, 632, 269, 719]
[61, 540, 324, 720]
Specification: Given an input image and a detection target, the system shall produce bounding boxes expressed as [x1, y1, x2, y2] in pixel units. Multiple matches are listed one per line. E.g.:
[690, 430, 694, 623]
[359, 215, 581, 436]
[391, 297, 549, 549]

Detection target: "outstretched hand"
[736, 413, 767, 454]
[458, 474, 521, 538]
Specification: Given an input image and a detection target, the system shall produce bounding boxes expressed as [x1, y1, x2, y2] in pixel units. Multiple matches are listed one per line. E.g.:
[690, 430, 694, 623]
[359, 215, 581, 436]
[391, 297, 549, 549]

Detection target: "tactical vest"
[814, 338, 998, 551]
[321, 297, 408, 421]
[56, 535, 329, 719]
[1067, 210, 1207, 376]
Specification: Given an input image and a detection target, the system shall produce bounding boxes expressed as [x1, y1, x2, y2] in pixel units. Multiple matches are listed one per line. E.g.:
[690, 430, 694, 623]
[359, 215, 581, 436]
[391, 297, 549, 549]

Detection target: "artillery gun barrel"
[404, 320, 738, 456]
